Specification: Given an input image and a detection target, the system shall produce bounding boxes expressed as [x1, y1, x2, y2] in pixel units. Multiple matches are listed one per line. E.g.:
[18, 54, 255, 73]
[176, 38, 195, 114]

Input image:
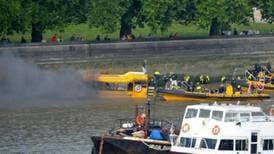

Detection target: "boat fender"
[135, 114, 145, 125]
[181, 123, 190, 133]
[212, 125, 220, 135]
[135, 84, 142, 93]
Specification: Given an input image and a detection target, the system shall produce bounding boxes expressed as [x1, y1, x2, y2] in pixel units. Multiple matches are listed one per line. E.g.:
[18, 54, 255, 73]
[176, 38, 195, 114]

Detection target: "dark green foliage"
[2, 0, 274, 39]
[193, 0, 252, 35]
[257, 0, 274, 23]
[0, 0, 27, 35]
[0, 0, 89, 41]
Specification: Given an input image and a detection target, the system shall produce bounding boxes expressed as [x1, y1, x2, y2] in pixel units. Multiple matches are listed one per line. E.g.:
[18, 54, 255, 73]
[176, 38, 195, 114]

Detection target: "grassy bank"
[7, 22, 274, 42]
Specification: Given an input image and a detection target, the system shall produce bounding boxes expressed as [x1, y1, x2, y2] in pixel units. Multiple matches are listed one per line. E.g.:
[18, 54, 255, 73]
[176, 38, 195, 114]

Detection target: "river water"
[0, 94, 273, 154]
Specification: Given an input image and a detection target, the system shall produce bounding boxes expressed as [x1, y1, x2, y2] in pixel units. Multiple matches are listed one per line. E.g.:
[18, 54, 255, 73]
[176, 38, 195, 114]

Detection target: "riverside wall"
[1, 37, 274, 75]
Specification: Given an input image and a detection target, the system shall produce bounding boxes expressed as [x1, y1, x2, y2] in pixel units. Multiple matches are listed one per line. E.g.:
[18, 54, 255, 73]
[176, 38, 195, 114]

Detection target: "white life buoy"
[135, 84, 142, 92]
[181, 123, 190, 133]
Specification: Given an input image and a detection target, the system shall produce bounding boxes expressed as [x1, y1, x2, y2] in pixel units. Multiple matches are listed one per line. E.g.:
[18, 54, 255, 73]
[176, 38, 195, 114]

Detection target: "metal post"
[145, 98, 151, 137]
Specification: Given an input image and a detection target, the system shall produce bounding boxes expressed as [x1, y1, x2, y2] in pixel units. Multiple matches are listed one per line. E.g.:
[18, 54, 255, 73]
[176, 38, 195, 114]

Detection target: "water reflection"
[0, 96, 273, 153]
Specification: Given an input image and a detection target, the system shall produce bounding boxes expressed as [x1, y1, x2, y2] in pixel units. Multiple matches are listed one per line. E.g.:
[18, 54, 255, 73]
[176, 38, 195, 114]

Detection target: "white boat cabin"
[171, 103, 274, 154]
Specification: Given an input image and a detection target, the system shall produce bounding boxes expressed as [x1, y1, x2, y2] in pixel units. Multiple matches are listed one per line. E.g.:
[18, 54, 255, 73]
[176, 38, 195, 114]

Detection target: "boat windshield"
[239, 113, 251, 122]
[199, 109, 211, 118]
[251, 111, 266, 121]
[185, 108, 198, 119]
[225, 112, 238, 122]
[225, 111, 266, 122]
[212, 110, 223, 121]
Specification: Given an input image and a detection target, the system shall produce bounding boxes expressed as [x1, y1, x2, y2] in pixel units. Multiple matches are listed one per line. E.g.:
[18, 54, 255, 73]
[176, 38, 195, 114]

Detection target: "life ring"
[256, 82, 264, 91]
[181, 123, 190, 133]
[135, 114, 145, 125]
[135, 84, 142, 92]
[269, 108, 274, 116]
[212, 125, 220, 135]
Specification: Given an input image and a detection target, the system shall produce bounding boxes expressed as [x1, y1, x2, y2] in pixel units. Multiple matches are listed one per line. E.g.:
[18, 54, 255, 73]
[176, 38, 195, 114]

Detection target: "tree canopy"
[0, 0, 88, 42]
[194, 0, 252, 35]
[1, 0, 274, 41]
[0, 0, 27, 35]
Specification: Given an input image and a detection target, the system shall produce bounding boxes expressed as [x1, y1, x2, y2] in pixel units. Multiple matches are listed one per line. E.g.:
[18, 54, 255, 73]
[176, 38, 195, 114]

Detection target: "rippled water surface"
[0, 95, 273, 153]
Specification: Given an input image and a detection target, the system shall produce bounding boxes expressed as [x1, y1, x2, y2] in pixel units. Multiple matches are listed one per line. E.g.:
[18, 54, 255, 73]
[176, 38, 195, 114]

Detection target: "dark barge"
[91, 99, 178, 154]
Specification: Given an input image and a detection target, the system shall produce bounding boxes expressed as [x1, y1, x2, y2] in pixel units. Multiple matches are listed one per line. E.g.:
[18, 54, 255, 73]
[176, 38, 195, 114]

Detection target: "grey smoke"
[0, 53, 96, 106]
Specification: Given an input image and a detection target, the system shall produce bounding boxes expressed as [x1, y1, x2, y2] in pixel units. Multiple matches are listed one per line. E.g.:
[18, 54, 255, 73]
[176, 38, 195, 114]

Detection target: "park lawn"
[7, 22, 274, 43]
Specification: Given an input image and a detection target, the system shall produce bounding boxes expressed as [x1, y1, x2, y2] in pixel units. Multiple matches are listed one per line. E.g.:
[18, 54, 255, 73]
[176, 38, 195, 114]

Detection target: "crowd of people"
[247, 63, 274, 84]
[152, 71, 245, 94]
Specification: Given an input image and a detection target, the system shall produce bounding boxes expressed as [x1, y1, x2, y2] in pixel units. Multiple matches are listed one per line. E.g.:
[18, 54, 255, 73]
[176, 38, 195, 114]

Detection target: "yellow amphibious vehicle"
[89, 71, 149, 99]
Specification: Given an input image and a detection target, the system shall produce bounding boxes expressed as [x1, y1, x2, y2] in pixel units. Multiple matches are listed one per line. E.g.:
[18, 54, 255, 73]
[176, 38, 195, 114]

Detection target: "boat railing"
[112, 118, 135, 130]
[111, 118, 175, 131]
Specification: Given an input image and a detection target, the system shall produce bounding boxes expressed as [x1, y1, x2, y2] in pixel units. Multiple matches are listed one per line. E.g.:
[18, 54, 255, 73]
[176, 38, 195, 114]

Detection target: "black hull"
[91, 136, 178, 154]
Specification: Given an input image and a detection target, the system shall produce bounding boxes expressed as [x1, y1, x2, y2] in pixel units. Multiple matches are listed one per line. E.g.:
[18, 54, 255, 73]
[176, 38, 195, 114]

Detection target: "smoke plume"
[0, 53, 96, 107]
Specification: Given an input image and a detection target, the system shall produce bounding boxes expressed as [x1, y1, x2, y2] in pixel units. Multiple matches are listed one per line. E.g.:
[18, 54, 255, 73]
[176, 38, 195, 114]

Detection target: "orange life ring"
[212, 125, 220, 135]
[256, 82, 264, 91]
[181, 123, 190, 133]
[269, 108, 274, 116]
[135, 115, 145, 125]
[135, 84, 142, 92]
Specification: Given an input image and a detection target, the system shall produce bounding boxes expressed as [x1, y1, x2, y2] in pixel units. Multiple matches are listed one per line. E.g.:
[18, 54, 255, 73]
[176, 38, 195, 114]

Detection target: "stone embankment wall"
[1, 37, 274, 75]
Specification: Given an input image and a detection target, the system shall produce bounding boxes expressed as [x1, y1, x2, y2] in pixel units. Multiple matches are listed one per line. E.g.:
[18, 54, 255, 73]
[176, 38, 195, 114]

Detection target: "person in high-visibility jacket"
[247, 74, 253, 81]
[195, 82, 202, 92]
[184, 75, 190, 83]
[199, 75, 205, 84]
[236, 84, 242, 93]
[205, 75, 210, 84]
[257, 71, 264, 79]
[221, 75, 226, 83]
[154, 71, 161, 87]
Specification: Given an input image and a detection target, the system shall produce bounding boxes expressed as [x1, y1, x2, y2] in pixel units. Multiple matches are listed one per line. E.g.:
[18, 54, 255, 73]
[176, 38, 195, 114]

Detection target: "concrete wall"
[0, 36, 274, 61]
[1, 37, 274, 75]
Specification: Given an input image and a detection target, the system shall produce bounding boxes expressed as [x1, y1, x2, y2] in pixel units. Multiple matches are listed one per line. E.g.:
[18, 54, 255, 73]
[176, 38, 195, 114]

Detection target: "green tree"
[256, 0, 274, 23]
[0, 0, 27, 35]
[194, 0, 252, 35]
[143, 0, 180, 32]
[88, 0, 185, 38]
[21, 0, 89, 42]
[88, 0, 144, 38]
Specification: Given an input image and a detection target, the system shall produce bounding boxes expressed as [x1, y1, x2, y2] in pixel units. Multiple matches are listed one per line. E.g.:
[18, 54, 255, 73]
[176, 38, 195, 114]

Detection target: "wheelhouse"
[171, 103, 274, 154]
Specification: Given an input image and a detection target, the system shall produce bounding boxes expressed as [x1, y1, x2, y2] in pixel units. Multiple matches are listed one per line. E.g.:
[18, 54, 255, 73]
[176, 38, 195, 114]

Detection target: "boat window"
[252, 112, 267, 122]
[236, 139, 248, 151]
[225, 112, 238, 122]
[251, 112, 264, 116]
[239, 113, 250, 122]
[185, 109, 198, 119]
[251, 132, 257, 142]
[200, 138, 217, 149]
[218, 139, 234, 150]
[180, 137, 196, 148]
[212, 111, 223, 121]
[199, 109, 211, 118]
[263, 139, 274, 150]
[102, 83, 128, 91]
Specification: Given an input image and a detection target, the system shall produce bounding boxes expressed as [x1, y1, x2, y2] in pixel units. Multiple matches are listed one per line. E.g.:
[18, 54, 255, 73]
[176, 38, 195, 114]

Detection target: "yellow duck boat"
[84, 71, 150, 99]
[158, 84, 270, 102]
